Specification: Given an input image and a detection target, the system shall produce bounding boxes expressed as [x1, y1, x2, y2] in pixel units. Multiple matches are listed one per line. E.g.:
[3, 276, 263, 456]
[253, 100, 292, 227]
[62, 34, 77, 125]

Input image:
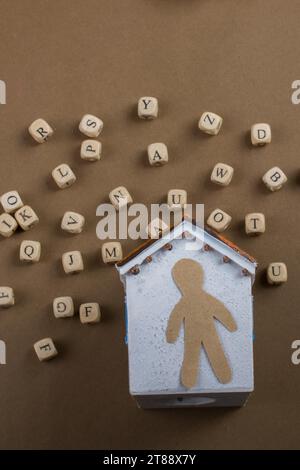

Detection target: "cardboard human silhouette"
[166, 259, 237, 388]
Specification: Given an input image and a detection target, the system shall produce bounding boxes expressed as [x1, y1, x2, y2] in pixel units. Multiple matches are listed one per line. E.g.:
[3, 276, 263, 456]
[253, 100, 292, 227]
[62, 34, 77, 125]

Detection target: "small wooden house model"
[116, 219, 257, 408]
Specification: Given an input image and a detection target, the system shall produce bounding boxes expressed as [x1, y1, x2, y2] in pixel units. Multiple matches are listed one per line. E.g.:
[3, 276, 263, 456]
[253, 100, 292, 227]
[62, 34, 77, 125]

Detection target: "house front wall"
[124, 237, 254, 396]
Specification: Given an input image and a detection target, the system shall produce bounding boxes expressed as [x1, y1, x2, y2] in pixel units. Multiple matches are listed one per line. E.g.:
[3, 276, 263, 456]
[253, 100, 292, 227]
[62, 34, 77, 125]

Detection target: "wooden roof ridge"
[116, 216, 257, 268]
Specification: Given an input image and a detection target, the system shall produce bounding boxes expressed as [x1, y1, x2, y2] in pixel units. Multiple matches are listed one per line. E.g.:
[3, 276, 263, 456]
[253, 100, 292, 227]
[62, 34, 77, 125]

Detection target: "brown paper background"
[0, 0, 299, 450]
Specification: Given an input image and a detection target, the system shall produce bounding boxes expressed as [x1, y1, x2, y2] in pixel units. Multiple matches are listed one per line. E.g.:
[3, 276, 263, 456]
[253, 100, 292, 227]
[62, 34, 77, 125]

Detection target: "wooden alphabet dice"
[101, 242, 123, 264]
[148, 143, 168, 166]
[34, 338, 58, 361]
[267, 262, 288, 285]
[62, 251, 84, 274]
[61, 211, 85, 234]
[20, 240, 41, 262]
[0, 213, 18, 238]
[262, 166, 287, 191]
[52, 164, 76, 189]
[109, 186, 133, 210]
[251, 123, 271, 146]
[138, 97, 158, 119]
[79, 303, 101, 324]
[211, 163, 234, 186]
[245, 213, 265, 235]
[198, 111, 223, 135]
[53, 296, 74, 318]
[207, 209, 232, 232]
[79, 114, 103, 138]
[1, 191, 23, 214]
[28, 118, 53, 143]
[15, 205, 39, 231]
[80, 140, 102, 161]
[147, 218, 169, 239]
[167, 189, 187, 210]
[0, 287, 14, 308]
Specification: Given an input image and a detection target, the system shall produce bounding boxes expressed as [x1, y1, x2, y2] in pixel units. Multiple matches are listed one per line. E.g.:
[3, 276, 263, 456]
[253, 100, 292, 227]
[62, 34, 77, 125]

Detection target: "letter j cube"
[62, 251, 84, 274]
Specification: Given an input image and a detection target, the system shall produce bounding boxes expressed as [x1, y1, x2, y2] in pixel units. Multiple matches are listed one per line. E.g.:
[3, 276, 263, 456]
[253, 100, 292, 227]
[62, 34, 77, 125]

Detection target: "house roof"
[116, 217, 257, 277]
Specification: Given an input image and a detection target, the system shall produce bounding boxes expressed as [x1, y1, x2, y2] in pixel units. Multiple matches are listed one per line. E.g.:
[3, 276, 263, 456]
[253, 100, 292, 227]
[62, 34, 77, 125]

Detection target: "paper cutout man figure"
[166, 259, 237, 388]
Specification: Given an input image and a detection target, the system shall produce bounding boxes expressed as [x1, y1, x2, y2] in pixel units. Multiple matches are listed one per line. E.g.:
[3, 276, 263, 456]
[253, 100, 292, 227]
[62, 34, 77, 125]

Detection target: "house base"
[134, 392, 251, 409]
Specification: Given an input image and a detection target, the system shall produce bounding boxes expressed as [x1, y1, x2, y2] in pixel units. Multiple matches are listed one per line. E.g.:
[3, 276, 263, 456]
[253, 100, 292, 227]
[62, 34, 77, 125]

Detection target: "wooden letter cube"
[262, 167, 287, 191]
[0, 287, 14, 308]
[20, 240, 41, 262]
[0, 213, 18, 238]
[211, 163, 234, 186]
[207, 208, 232, 232]
[80, 140, 102, 161]
[34, 338, 58, 361]
[79, 303, 101, 324]
[167, 189, 187, 210]
[62, 251, 84, 274]
[61, 211, 85, 234]
[52, 164, 76, 189]
[251, 123, 271, 146]
[245, 213, 266, 235]
[79, 114, 103, 138]
[28, 118, 53, 143]
[198, 111, 223, 135]
[148, 143, 168, 166]
[147, 218, 169, 239]
[109, 186, 133, 210]
[101, 242, 123, 264]
[15, 205, 39, 231]
[1, 191, 23, 214]
[138, 97, 158, 119]
[53, 296, 74, 318]
[267, 262, 288, 285]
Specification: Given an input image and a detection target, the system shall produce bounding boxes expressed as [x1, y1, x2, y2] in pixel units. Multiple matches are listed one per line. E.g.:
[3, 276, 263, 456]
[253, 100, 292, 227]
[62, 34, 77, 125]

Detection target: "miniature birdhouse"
[116, 219, 257, 408]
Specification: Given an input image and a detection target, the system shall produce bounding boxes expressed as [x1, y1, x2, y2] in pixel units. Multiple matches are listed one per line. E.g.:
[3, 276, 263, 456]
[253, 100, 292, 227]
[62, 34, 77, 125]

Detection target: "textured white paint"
[124, 237, 254, 396]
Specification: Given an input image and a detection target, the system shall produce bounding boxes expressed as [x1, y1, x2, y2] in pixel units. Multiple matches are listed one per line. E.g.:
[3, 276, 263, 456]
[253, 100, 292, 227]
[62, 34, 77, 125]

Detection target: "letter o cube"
[1, 191, 23, 214]
[207, 209, 232, 232]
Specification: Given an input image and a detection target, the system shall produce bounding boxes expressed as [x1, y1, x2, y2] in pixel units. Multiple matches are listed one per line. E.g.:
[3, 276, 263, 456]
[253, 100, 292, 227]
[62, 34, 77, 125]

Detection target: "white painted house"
[116, 219, 257, 408]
